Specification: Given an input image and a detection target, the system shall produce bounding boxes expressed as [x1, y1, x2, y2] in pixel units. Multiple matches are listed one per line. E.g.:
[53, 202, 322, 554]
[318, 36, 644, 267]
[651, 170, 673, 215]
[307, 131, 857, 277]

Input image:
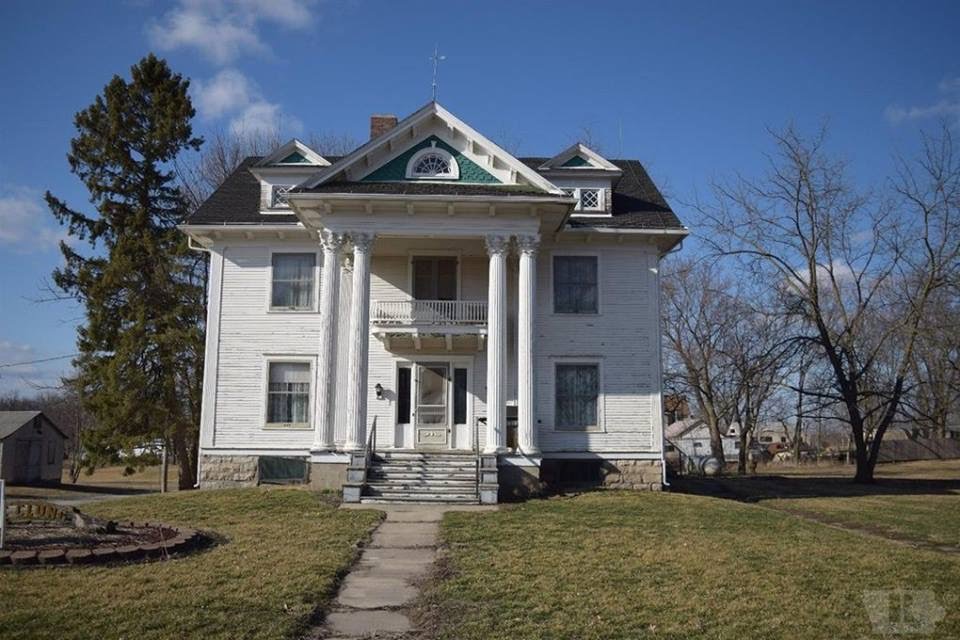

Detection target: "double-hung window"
[555, 363, 599, 430]
[266, 362, 311, 427]
[271, 253, 315, 310]
[553, 255, 598, 313]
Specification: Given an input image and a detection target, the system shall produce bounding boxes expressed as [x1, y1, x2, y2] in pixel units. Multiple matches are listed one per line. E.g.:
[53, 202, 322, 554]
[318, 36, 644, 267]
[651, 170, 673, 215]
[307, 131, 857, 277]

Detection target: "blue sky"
[1, 0, 958, 393]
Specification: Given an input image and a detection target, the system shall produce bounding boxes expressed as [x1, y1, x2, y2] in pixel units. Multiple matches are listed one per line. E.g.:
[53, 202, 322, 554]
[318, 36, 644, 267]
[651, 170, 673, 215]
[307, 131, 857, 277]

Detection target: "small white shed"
[0, 411, 67, 484]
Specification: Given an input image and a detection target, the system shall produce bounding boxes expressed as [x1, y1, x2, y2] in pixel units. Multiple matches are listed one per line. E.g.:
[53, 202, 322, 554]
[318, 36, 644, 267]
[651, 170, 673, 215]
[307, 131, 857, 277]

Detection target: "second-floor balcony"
[371, 300, 488, 327]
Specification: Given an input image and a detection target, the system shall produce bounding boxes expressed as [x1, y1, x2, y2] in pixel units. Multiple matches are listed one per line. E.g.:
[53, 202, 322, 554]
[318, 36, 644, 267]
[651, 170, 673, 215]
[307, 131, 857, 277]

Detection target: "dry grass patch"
[0, 488, 382, 640]
[417, 491, 960, 640]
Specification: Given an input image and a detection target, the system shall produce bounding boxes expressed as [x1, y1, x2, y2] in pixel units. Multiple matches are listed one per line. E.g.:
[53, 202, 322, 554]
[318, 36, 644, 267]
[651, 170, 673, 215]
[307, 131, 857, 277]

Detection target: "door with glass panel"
[415, 362, 449, 449]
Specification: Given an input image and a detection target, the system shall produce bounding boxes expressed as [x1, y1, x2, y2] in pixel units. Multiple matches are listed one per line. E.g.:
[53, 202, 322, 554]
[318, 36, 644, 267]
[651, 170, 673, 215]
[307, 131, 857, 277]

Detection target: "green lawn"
[766, 493, 960, 547]
[0, 488, 382, 640]
[417, 491, 960, 640]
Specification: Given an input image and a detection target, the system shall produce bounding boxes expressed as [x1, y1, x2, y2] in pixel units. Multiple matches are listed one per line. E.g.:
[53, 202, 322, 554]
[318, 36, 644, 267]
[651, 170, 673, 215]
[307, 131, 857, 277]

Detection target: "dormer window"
[406, 143, 460, 180]
[563, 187, 606, 213]
[271, 184, 294, 208]
[580, 188, 601, 211]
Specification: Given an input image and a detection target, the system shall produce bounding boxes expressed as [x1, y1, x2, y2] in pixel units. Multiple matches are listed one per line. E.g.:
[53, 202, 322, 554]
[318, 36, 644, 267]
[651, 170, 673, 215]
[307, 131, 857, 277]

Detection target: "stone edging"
[0, 522, 204, 567]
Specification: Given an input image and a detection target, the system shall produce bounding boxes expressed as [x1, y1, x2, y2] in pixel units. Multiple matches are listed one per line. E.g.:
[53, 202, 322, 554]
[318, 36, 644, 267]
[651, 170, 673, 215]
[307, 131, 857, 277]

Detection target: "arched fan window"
[406, 143, 460, 179]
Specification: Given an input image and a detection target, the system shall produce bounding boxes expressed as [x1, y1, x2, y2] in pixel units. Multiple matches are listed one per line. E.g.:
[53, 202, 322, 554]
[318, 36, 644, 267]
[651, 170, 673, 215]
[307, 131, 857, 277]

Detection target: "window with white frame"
[271, 184, 294, 208]
[553, 255, 598, 314]
[266, 361, 311, 426]
[579, 188, 601, 211]
[563, 187, 605, 212]
[406, 144, 460, 179]
[271, 253, 316, 310]
[555, 363, 599, 430]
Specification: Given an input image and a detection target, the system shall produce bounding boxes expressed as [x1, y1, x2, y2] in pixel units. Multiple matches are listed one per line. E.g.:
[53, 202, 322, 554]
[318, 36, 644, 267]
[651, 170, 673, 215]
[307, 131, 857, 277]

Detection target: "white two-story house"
[181, 102, 686, 503]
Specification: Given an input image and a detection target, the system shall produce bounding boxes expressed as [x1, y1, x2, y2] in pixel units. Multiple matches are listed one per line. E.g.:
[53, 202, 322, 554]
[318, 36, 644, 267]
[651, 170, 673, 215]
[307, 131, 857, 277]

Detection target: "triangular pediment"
[540, 142, 621, 173]
[301, 102, 562, 193]
[256, 139, 329, 168]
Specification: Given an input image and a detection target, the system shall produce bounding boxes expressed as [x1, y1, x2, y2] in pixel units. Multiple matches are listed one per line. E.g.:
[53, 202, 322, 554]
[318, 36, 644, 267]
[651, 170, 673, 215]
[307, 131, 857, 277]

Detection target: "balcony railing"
[371, 300, 487, 326]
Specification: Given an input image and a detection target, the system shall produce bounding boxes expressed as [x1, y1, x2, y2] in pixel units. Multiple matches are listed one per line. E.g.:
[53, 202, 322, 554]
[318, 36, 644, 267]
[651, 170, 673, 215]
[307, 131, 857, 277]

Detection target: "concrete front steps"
[361, 451, 480, 504]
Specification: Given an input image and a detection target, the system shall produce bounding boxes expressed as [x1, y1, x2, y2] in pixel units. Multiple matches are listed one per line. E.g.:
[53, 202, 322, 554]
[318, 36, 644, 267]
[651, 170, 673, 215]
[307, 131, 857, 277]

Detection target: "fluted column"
[484, 234, 509, 454]
[313, 230, 347, 451]
[516, 234, 540, 455]
[344, 232, 376, 451]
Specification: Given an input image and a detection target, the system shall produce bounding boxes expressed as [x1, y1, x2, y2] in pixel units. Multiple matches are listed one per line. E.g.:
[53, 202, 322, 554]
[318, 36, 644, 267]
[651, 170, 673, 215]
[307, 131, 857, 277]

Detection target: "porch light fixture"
[375, 383, 384, 400]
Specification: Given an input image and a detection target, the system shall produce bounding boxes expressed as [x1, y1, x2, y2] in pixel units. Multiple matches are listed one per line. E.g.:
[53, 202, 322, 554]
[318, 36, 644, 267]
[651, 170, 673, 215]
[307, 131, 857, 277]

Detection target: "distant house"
[0, 411, 67, 484]
[664, 418, 740, 462]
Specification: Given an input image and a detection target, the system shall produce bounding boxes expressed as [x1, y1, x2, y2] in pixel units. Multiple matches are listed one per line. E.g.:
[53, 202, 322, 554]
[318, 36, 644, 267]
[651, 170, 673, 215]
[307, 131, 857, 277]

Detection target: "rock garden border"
[0, 500, 208, 567]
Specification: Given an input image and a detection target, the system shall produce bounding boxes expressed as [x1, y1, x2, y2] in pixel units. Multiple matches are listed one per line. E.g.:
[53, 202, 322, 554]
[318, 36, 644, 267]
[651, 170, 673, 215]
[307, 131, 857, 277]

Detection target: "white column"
[344, 232, 376, 451]
[313, 230, 347, 451]
[484, 234, 509, 454]
[516, 234, 540, 455]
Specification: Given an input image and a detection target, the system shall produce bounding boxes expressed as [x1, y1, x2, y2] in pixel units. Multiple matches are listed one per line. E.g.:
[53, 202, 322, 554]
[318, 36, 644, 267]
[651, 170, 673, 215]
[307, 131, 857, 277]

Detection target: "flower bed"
[1, 500, 205, 567]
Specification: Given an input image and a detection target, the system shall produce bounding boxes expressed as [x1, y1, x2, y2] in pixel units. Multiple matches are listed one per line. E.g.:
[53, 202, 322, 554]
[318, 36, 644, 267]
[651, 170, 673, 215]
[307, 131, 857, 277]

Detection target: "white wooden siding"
[204, 237, 663, 455]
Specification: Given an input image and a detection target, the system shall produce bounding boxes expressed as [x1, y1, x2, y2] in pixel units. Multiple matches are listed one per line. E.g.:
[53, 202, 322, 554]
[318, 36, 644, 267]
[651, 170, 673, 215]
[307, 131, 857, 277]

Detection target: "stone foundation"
[498, 464, 542, 501]
[600, 459, 664, 491]
[310, 462, 348, 491]
[199, 455, 259, 489]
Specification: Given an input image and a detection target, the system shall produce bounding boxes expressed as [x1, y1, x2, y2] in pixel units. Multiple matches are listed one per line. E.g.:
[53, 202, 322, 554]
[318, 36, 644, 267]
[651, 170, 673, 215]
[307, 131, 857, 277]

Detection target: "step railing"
[371, 300, 487, 326]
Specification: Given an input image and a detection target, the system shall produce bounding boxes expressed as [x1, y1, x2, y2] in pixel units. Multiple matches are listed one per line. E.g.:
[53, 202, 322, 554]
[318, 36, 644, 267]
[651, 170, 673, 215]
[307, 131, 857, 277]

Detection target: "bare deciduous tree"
[700, 124, 960, 482]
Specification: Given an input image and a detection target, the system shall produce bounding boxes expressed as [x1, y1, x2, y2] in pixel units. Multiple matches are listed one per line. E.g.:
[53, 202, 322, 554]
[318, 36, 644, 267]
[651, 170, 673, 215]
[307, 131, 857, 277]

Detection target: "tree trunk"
[160, 441, 169, 493]
[172, 424, 198, 491]
[737, 432, 750, 474]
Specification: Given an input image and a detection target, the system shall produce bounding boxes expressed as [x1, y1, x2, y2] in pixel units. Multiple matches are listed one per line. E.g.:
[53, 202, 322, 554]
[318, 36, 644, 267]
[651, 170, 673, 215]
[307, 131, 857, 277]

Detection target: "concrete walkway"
[322, 504, 495, 639]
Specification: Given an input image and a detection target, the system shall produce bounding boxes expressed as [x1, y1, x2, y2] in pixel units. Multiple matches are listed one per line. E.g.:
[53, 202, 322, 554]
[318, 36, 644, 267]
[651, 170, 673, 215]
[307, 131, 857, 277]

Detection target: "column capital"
[319, 229, 349, 252]
[515, 234, 540, 256]
[349, 232, 376, 252]
[485, 234, 510, 256]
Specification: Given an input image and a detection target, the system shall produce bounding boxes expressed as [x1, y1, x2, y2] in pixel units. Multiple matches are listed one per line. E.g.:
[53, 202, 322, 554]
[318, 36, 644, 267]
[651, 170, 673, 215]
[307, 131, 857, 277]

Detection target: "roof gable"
[256, 139, 329, 167]
[360, 135, 501, 184]
[0, 410, 67, 440]
[540, 142, 621, 172]
[302, 102, 562, 194]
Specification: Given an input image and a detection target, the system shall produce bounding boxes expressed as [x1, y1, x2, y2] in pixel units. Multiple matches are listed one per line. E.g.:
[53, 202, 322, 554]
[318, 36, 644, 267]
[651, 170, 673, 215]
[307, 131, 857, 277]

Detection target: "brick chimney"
[369, 114, 398, 140]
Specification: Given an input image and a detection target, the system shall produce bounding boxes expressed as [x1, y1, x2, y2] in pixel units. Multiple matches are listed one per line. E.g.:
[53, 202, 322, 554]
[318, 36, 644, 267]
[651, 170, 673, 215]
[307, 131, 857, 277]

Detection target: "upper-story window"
[406, 144, 460, 180]
[563, 187, 605, 213]
[553, 255, 598, 314]
[271, 253, 316, 310]
[412, 256, 458, 300]
[271, 184, 294, 208]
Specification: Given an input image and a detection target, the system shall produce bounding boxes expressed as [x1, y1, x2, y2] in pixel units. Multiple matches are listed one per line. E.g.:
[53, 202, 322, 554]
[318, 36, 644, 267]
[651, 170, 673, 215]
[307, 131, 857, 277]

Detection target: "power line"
[0, 354, 78, 369]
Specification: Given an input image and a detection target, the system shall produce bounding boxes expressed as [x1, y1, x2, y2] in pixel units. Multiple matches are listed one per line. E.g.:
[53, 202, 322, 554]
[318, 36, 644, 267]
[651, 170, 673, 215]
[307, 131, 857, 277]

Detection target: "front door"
[415, 362, 450, 449]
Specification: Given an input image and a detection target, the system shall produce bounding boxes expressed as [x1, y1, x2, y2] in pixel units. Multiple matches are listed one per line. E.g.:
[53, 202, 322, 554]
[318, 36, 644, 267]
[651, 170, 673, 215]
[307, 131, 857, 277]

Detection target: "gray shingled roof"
[187, 154, 684, 230]
[0, 411, 67, 441]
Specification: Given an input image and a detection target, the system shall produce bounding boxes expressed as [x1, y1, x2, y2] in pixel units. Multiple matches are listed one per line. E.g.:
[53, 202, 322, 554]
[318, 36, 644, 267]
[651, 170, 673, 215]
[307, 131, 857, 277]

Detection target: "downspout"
[187, 235, 210, 488]
[657, 238, 684, 489]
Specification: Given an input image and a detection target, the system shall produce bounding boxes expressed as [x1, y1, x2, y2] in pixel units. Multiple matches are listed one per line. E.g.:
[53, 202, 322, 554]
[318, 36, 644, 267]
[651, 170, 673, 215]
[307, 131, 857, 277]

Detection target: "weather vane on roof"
[430, 44, 446, 101]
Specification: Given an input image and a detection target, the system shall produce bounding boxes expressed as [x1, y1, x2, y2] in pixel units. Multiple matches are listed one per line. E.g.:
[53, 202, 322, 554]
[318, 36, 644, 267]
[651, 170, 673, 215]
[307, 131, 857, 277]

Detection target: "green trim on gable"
[561, 154, 591, 167]
[278, 151, 310, 164]
[360, 135, 502, 183]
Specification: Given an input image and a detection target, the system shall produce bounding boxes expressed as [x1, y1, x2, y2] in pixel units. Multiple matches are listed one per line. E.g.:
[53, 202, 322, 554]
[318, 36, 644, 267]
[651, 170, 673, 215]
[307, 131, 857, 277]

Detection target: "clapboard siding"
[535, 241, 660, 452]
[214, 243, 322, 449]
[206, 238, 663, 455]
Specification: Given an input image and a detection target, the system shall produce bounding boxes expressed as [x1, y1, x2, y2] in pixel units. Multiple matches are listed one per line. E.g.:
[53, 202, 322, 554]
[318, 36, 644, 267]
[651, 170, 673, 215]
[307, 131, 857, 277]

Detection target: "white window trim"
[550, 357, 605, 433]
[270, 184, 295, 209]
[407, 250, 462, 301]
[563, 187, 608, 215]
[267, 249, 321, 313]
[549, 251, 602, 315]
[405, 145, 460, 180]
[261, 355, 316, 430]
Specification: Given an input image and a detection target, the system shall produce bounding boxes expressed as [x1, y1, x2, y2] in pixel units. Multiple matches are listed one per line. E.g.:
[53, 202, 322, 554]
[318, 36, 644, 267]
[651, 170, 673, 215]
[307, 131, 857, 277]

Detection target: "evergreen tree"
[46, 54, 204, 489]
